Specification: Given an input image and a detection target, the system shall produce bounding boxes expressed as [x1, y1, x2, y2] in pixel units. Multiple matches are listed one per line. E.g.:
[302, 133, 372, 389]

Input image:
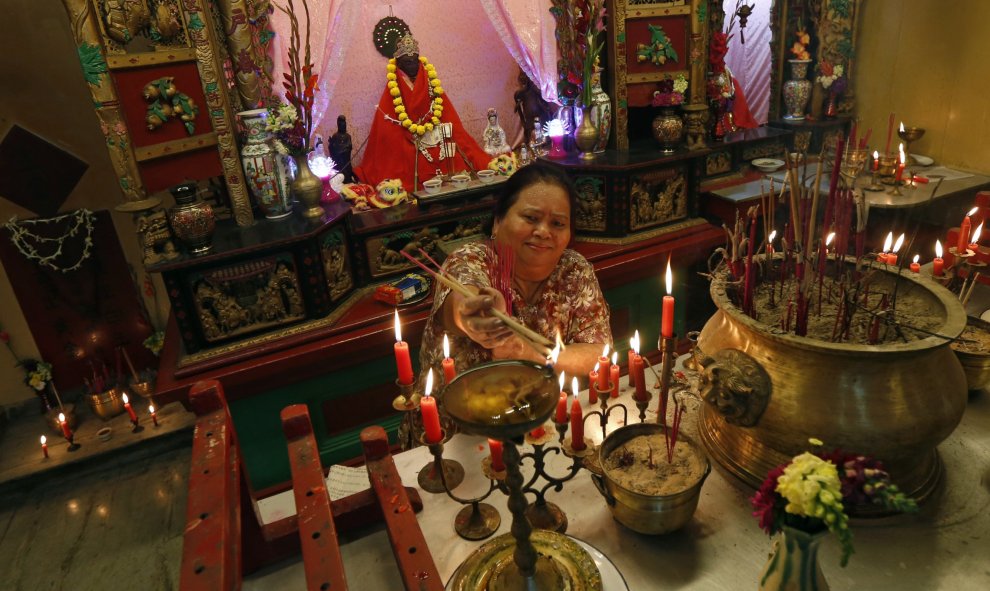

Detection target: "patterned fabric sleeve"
[560, 250, 612, 345]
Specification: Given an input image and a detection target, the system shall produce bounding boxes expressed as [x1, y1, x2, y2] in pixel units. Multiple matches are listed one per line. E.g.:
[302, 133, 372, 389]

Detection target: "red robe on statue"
[354, 63, 491, 192]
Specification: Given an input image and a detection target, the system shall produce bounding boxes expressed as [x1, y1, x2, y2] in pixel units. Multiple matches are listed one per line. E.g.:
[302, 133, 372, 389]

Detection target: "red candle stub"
[609, 353, 620, 399]
[488, 438, 505, 471]
[632, 354, 647, 401]
[662, 261, 675, 338]
[149, 404, 159, 427]
[58, 412, 72, 440]
[933, 240, 945, 277]
[910, 255, 920, 274]
[420, 370, 442, 444]
[441, 333, 456, 385]
[555, 372, 568, 423]
[41, 435, 48, 459]
[123, 393, 138, 423]
[587, 364, 599, 404]
[596, 344, 610, 392]
[529, 424, 546, 439]
[569, 378, 585, 451]
[393, 310, 414, 386]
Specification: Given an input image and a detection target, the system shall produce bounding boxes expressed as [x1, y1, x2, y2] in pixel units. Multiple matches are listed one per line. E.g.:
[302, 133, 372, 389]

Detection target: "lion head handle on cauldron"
[696, 348, 770, 427]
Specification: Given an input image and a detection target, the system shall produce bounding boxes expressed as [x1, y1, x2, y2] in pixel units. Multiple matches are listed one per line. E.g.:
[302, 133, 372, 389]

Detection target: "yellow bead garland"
[388, 56, 444, 137]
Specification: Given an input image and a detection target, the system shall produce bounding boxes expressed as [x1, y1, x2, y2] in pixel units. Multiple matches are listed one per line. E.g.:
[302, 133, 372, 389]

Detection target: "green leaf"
[77, 43, 108, 86]
[205, 82, 218, 94]
[188, 13, 205, 32]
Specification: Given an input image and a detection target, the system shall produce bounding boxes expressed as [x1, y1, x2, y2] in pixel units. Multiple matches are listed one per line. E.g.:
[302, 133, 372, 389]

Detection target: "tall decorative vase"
[651, 106, 684, 154]
[758, 525, 830, 591]
[292, 153, 324, 219]
[237, 109, 292, 220]
[575, 106, 599, 160]
[783, 59, 813, 121]
[589, 70, 612, 153]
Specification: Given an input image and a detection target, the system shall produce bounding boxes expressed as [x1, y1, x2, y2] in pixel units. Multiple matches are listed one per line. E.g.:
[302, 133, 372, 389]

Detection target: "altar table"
[243, 375, 990, 591]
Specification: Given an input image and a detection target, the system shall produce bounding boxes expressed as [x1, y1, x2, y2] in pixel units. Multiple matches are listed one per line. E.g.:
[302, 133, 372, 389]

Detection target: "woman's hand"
[448, 286, 514, 350]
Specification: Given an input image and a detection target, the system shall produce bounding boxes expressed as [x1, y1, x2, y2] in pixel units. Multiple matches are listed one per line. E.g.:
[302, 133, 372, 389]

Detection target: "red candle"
[609, 352, 620, 399]
[934, 240, 945, 277]
[888, 233, 904, 266]
[632, 354, 647, 401]
[555, 372, 568, 423]
[587, 364, 599, 404]
[393, 310, 414, 386]
[488, 438, 505, 471]
[441, 333, 456, 385]
[420, 370, 442, 444]
[958, 213, 973, 255]
[569, 378, 585, 451]
[662, 261, 675, 338]
[878, 232, 893, 263]
[872, 150, 880, 172]
[529, 424, 546, 439]
[58, 412, 72, 440]
[894, 144, 906, 184]
[41, 435, 48, 459]
[910, 255, 920, 274]
[596, 345, 610, 392]
[149, 404, 159, 426]
[969, 222, 983, 253]
[123, 393, 138, 423]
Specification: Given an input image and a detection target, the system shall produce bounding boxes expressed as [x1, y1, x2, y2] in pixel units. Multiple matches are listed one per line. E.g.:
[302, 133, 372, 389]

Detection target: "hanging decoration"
[143, 76, 199, 134]
[3, 209, 96, 273]
[373, 14, 410, 58]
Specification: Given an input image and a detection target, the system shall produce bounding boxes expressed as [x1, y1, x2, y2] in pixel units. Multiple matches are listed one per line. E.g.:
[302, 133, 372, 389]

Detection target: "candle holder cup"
[417, 429, 465, 494]
[865, 169, 885, 192]
[840, 148, 868, 188]
[878, 154, 898, 184]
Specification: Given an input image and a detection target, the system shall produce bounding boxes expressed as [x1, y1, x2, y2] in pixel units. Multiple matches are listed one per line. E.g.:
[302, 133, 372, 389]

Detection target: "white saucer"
[980, 309, 990, 322]
[911, 154, 934, 166]
[571, 535, 630, 591]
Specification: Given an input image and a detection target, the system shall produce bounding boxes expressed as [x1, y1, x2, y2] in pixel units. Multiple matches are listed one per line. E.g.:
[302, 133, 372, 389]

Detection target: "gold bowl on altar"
[696, 257, 967, 503]
[591, 422, 710, 535]
[86, 387, 127, 421]
[951, 316, 990, 391]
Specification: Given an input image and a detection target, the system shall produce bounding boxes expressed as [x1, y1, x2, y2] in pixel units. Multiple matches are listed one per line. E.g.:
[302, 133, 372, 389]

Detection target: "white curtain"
[724, 0, 772, 124]
[478, 0, 559, 104]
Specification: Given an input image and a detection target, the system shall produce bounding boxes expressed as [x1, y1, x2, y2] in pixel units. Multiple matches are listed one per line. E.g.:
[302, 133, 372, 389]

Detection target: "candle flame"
[424, 368, 434, 398]
[873, 150, 879, 159]
[892, 233, 905, 253]
[122, 393, 129, 404]
[631, 331, 640, 355]
[593, 362, 600, 373]
[393, 309, 402, 342]
[571, 376, 579, 399]
[601, 344, 609, 358]
[611, 351, 618, 365]
[58, 412, 66, 423]
[972, 222, 983, 244]
[768, 230, 777, 244]
[549, 333, 562, 365]
[149, 404, 155, 414]
[913, 254, 920, 264]
[935, 240, 943, 258]
[899, 121, 905, 132]
[826, 232, 835, 247]
[665, 258, 673, 295]
[40, 435, 46, 445]
[968, 206, 979, 217]
[559, 371, 566, 391]
[443, 333, 450, 359]
[883, 232, 893, 253]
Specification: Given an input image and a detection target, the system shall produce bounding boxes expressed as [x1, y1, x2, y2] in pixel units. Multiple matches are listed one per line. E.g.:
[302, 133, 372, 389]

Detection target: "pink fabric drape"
[724, 0, 772, 124]
[478, 0, 559, 105]
[270, 1, 360, 137]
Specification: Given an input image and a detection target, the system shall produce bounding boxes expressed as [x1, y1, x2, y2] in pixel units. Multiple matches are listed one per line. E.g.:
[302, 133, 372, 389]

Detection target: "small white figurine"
[482, 107, 511, 156]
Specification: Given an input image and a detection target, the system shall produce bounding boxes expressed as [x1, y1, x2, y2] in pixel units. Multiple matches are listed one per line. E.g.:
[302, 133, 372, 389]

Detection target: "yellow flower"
[387, 63, 396, 73]
[431, 116, 440, 125]
[428, 71, 437, 80]
[387, 81, 398, 90]
[387, 73, 397, 81]
[398, 112, 408, 121]
[434, 97, 443, 105]
[430, 79, 440, 88]
[424, 123, 434, 131]
[388, 58, 396, 65]
[419, 56, 428, 63]
[390, 87, 401, 97]
[799, 32, 810, 45]
[402, 119, 412, 128]
[434, 87, 444, 95]
[395, 105, 405, 114]
[393, 97, 402, 106]
[433, 109, 442, 118]
[415, 125, 426, 135]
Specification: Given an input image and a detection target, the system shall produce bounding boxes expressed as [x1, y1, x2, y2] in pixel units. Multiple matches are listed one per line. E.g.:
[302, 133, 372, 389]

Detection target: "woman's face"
[493, 182, 571, 280]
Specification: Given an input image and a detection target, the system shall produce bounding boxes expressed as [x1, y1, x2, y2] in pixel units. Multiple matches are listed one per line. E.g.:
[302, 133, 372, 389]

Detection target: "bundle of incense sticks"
[485, 240, 515, 316]
[399, 249, 554, 357]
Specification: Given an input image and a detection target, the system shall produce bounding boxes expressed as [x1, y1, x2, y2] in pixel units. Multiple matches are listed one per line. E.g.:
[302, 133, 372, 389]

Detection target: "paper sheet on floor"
[325, 464, 371, 501]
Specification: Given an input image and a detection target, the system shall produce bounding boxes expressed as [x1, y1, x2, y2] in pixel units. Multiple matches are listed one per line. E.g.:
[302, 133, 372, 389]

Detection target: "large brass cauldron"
[697, 263, 967, 502]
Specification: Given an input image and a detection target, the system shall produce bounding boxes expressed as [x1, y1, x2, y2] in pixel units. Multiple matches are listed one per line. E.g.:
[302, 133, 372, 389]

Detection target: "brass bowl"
[442, 360, 558, 440]
[698, 257, 967, 501]
[130, 380, 154, 399]
[897, 126, 926, 144]
[591, 423, 710, 535]
[45, 403, 78, 435]
[952, 316, 990, 391]
[86, 387, 127, 421]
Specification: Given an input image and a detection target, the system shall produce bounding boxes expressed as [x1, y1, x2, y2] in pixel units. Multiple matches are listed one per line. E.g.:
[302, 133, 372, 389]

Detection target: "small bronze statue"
[329, 115, 354, 183]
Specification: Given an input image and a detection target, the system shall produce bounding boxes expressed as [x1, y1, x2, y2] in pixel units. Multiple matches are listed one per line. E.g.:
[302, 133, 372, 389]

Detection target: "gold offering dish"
[443, 360, 558, 438]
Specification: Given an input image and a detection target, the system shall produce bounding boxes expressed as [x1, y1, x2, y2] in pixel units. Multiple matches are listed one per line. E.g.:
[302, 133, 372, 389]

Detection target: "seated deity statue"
[353, 33, 490, 192]
[482, 107, 511, 156]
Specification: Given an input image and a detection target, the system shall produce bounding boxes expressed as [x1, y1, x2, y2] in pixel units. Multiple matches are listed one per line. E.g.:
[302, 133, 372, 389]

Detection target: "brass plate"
[446, 530, 602, 591]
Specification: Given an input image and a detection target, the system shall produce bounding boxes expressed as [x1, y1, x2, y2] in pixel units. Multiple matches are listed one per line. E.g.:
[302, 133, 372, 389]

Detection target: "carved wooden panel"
[629, 166, 688, 231]
[319, 228, 354, 303]
[573, 175, 608, 232]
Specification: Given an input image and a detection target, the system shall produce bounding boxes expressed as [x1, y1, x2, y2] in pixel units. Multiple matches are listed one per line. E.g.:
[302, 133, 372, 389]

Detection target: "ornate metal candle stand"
[392, 379, 464, 493]
[422, 432, 502, 540]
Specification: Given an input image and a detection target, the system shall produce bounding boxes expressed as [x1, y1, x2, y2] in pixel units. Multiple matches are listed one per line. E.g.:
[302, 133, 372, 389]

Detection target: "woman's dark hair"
[482, 162, 579, 234]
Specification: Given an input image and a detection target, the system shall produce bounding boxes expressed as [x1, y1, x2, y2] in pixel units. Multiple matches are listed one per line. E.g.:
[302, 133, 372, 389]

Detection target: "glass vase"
[758, 525, 830, 591]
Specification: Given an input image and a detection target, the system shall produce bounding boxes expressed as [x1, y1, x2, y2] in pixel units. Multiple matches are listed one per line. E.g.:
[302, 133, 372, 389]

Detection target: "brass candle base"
[454, 501, 501, 540]
[525, 500, 567, 533]
[865, 171, 885, 192]
[418, 433, 465, 493]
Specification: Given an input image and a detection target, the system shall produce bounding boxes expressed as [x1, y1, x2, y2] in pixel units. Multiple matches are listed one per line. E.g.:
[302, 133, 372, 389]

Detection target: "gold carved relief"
[706, 151, 732, 176]
[320, 229, 354, 303]
[368, 227, 441, 279]
[573, 175, 608, 232]
[742, 141, 786, 162]
[629, 168, 687, 231]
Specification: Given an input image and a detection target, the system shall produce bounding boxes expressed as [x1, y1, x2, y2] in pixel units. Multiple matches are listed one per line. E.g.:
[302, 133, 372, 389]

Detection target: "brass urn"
[696, 259, 967, 503]
[292, 153, 324, 219]
[574, 106, 599, 160]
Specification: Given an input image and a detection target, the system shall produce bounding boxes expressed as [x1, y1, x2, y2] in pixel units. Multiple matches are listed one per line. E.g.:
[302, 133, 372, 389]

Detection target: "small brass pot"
[130, 380, 154, 399]
[591, 423, 710, 535]
[952, 316, 990, 391]
[86, 387, 126, 421]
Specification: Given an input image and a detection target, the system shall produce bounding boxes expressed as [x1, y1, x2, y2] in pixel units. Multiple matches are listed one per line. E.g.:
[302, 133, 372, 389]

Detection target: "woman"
[419, 162, 611, 386]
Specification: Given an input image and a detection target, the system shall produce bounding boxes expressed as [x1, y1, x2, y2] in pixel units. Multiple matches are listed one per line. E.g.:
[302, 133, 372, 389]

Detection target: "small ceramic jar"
[168, 182, 215, 254]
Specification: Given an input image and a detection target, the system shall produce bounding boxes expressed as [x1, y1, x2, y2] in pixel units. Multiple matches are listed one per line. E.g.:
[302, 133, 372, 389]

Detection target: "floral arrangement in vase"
[751, 438, 919, 567]
[816, 61, 847, 92]
[270, 0, 318, 156]
[579, 0, 607, 108]
[143, 330, 165, 356]
[652, 74, 688, 108]
[791, 28, 811, 60]
[1, 326, 54, 410]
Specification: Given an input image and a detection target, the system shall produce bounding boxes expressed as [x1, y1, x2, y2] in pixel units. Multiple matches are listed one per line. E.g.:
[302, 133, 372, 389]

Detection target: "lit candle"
[768, 230, 777, 257]
[631, 334, 647, 401]
[910, 254, 921, 274]
[662, 260, 675, 338]
[41, 435, 48, 459]
[441, 333, 456, 385]
[878, 232, 893, 263]
[587, 363, 599, 404]
[958, 207, 977, 254]
[825, 232, 835, 258]
[894, 143, 906, 184]
[933, 240, 945, 277]
[393, 310, 414, 386]
[58, 412, 72, 441]
[610, 352, 620, 399]
[596, 344, 610, 392]
[872, 150, 880, 172]
[420, 370, 442, 444]
[888, 233, 905, 265]
[149, 404, 159, 426]
[555, 372, 568, 423]
[488, 438, 505, 471]
[969, 222, 983, 253]
[122, 392, 138, 424]
[569, 377, 586, 451]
